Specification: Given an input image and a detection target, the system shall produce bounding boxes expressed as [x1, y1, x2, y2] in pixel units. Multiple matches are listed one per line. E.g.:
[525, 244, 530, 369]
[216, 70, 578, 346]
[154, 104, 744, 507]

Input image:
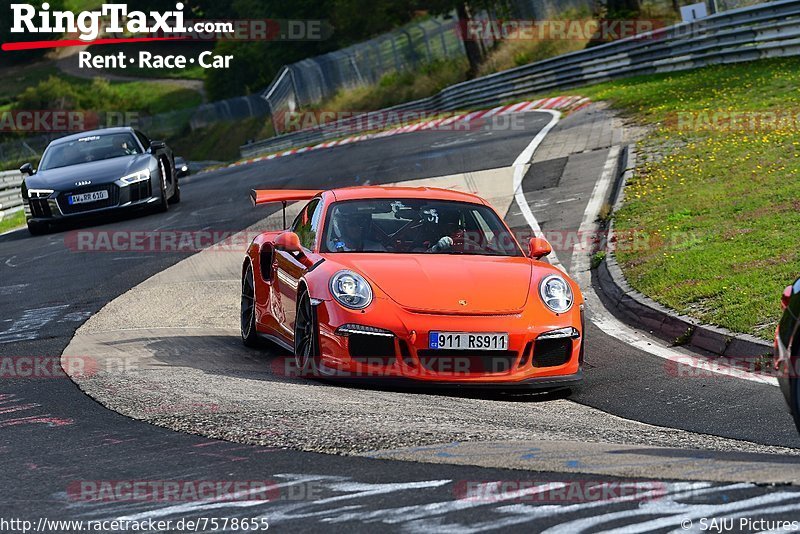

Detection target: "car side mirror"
[20, 163, 34, 176]
[528, 237, 552, 259]
[274, 231, 303, 254]
[149, 140, 166, 152]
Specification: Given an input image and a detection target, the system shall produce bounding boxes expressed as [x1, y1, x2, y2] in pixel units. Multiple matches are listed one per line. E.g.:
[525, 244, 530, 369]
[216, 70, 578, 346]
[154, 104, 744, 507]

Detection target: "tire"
[155, 159, 169, 213]
[241, 262, 260, 347]
[169, 177, 181, 204]
[26, 221, 48, 236]
[294, 290, 320, 375]
[790, 377, 800, 434]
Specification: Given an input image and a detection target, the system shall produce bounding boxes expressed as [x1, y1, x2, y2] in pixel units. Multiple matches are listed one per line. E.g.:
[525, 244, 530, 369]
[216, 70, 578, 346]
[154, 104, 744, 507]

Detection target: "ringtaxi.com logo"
[10, 3, 192, 42]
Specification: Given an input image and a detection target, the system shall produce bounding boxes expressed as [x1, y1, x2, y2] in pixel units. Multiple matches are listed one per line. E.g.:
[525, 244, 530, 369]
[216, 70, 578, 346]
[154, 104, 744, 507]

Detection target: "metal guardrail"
[0, 170, 23, 217]
[241, 0, 800, 158]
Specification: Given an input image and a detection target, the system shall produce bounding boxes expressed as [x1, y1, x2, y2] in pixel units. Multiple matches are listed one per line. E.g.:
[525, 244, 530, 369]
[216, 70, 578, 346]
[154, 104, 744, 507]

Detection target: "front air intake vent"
[532, 338, 572, 368]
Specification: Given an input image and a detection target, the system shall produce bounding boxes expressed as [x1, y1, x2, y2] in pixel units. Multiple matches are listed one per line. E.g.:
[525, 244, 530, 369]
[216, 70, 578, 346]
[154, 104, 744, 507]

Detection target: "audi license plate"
[428, 332, 509, 351]
[69, 190, 109, 205]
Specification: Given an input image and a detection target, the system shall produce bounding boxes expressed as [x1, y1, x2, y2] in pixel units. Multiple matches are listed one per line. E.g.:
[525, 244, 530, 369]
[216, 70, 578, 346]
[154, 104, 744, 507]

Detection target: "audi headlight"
[539, 274, 573, 313]
[330, 270, 373, 309]
[27, 188, 54, 199]
[120, 169, 151, 185]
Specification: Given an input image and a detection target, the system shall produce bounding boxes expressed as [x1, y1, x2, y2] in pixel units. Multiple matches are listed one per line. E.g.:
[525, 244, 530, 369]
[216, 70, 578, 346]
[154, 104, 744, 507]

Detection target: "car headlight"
[27, 188, 54, 199]
[181, 165, 188, 172]
[330, 270, 373, 309]
[120, 169, 151, 184]
[539, 274, 573, 313]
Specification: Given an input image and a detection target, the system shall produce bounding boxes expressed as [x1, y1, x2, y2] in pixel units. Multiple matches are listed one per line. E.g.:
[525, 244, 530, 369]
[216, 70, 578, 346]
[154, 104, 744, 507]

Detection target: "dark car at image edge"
[775, 276, 800, 433]
[19, 127, 180, 235]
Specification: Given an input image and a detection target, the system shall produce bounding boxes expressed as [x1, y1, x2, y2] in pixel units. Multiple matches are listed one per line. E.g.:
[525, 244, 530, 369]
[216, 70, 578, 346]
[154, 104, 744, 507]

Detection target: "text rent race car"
[20, 127, 180, 235]
[775, 277, 800, 433]
[241, 186, 584, 389]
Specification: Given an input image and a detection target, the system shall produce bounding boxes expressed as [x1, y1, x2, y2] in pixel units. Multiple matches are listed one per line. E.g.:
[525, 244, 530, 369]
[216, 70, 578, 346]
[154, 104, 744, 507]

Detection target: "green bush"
[15, 76, 201, 115]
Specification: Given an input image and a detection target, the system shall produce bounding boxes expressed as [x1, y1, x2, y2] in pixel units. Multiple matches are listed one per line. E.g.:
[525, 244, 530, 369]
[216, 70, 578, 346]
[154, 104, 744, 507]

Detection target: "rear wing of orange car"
[250, 189, 321, 228]
[250, 189, 321, 206]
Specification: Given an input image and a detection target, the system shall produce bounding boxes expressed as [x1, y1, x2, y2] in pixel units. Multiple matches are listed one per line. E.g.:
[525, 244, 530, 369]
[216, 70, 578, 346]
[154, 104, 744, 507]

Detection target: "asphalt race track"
[2, 107, 800, 531]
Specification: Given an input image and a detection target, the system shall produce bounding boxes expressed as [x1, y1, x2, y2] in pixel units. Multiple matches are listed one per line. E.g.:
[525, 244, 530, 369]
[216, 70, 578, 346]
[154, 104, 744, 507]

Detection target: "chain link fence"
[137, 93, 270, 139]
[262, 16, 468, 134]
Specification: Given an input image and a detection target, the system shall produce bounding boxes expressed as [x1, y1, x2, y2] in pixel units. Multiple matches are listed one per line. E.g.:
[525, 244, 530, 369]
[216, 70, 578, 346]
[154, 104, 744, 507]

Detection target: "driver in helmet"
[427, 208, 465, 253]
[328, 210, 385, 252]
[114, 135, 137, 156]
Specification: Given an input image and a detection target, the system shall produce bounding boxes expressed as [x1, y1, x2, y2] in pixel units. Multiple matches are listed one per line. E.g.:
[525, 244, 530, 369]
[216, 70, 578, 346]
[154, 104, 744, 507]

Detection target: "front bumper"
[313, 296, 584, 386]
[313, 367, 583, 390]
[24, 175, 160, 223]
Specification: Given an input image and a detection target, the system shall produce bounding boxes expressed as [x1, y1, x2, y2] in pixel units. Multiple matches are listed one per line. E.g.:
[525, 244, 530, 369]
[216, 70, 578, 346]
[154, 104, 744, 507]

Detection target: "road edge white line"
[512, 109, 565, 272]
[569, 147, 778, 387]
[512, 120, 776, 386]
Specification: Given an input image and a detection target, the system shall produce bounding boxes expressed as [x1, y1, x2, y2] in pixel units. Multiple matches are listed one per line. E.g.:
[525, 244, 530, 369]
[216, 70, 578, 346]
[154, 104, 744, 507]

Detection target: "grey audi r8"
[20, 127, 180, 235]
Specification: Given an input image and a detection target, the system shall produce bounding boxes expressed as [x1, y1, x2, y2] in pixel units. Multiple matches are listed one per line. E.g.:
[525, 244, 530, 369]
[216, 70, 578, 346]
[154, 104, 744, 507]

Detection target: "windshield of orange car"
[321, 199, 523, 256]
[40, 133, 142, 171]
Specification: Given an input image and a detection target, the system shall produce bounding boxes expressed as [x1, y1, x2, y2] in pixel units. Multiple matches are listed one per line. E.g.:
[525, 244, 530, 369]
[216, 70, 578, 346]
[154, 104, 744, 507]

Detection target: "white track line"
[512, 109, 565, 272]
[571, 148, 778, 386]
[515, 116, 777, 386]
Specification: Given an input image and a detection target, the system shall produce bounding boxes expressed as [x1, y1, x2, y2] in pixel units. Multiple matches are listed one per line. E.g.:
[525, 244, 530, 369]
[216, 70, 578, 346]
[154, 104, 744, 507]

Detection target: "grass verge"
[170, 117, 272, 163]
[320, 58, 469, 113]
[0, 210, 25, 234]
[566, 57, 800, 340]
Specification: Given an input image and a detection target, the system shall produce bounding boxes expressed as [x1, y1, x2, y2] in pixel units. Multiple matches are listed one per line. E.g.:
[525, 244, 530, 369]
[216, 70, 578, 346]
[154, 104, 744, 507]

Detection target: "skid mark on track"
[0, 305, 70, 344]
[0, 283, 29, 295]
[0, 393, 73, 428]
[62, 474, 800, 533]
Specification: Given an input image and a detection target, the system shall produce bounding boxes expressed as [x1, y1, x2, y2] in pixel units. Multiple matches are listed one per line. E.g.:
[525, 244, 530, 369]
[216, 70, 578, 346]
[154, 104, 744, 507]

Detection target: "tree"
[605, 0, 642, 18]
[0, 0, 66, 66]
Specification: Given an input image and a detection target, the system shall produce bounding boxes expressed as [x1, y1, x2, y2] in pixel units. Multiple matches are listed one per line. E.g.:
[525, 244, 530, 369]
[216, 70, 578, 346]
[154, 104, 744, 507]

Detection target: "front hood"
[330, 254, 533, 314]
[28, 155, 152, 190]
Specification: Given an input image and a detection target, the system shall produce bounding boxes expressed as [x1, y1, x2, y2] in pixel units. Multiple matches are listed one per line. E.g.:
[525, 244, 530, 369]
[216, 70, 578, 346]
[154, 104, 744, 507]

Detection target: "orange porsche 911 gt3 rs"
[241, 186, 584, 389]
